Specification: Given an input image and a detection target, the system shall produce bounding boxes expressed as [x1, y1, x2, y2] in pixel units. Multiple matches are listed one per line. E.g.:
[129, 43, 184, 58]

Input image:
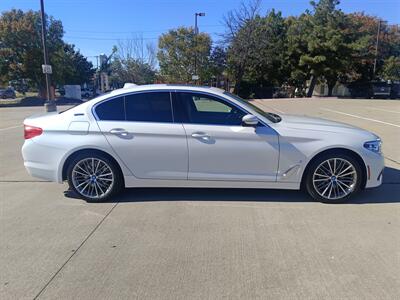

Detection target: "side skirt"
[124, 176, 300, 190]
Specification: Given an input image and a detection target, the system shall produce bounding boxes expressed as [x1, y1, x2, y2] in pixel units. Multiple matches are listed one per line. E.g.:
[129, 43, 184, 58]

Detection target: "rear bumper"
[22, 139, 64, 183]
[24, 160, 57, 182]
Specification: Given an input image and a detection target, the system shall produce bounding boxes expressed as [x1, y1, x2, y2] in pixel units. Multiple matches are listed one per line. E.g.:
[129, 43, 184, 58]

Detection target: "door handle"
[110, 128, 129, 136]
[191, 132, 210, 139]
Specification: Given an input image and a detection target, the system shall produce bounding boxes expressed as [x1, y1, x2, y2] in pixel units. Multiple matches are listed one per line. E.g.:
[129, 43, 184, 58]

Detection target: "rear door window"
[125, 92, 173, 123]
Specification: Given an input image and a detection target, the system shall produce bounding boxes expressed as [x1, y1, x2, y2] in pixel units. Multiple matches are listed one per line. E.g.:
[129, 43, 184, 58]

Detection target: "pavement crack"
[33, 202, 119, 300]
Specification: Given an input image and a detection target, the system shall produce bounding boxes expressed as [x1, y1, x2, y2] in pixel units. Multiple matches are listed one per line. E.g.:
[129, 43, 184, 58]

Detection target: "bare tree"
[110, 34, 157, 86]
[222, 0, 261, 43]
[115, 34, 157, 69]
[222, 0, 261, 93]
[146, 42, 157, 70]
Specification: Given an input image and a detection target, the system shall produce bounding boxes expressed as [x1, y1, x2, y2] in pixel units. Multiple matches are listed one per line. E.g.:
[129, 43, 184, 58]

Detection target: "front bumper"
[363, 150, 385, 188]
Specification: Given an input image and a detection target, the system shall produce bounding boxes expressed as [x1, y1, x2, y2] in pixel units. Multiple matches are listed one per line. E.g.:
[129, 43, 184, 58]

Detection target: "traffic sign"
[192, 75, 199, 80]
[42, 64, 52, 74]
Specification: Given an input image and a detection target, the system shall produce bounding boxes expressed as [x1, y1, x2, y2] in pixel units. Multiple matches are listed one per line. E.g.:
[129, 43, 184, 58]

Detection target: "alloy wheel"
[312, 158, 358, 200]
[71, 158, 114, 199]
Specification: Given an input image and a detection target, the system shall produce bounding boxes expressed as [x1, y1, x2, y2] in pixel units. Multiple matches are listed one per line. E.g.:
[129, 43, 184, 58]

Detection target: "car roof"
[82, 84, 231, 113]
[107, 84, 226, 97]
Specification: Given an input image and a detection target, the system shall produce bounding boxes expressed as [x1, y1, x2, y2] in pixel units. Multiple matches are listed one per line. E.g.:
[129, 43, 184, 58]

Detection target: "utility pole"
[40, 0, 56, 112]
[193, 12, 205, 83]
[373, 19, 382, 78]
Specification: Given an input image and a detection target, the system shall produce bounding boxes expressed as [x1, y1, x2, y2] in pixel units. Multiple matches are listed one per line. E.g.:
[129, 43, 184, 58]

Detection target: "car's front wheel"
[305, 153, 363, 203]
[67, 153, 123, 202]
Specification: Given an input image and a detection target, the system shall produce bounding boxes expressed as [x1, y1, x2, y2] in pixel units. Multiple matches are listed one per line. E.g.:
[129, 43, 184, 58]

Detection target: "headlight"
[364, 139, 382, 154]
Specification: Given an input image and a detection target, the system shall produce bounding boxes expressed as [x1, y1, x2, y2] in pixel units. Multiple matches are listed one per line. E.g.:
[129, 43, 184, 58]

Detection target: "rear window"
[95, 97, 125, 121]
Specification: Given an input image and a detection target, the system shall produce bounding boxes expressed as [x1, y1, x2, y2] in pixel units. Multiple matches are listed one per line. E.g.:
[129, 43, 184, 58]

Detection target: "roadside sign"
[192, 75, 199, 80]
[42, 64, 52, 74]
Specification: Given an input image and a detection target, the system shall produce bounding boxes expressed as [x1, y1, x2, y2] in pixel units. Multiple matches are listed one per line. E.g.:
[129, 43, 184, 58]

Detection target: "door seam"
[181, 124, 190, 180]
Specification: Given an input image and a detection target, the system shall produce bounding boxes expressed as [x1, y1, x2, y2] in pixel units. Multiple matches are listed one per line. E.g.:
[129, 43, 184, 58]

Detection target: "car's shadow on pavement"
[64, 167, 400, 204]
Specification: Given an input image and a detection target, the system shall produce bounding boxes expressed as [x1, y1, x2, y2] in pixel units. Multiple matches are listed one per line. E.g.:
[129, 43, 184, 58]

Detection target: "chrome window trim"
[91, 88, 270, 128]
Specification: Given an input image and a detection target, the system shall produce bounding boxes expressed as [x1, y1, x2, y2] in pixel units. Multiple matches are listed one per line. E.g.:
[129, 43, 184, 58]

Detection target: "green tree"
[345, 14, 400, 82]
[285, 15, 312, 94]
[0, 9, 93, 95]
[209, 46, 227, 86]
[381, 56, 400, 81]
[226, 10, 288, 96]
[300, 0, 351, 96]
[343, 13, 380, 83]
[157, 27, 211, 82]
[52, 43, 94, 85]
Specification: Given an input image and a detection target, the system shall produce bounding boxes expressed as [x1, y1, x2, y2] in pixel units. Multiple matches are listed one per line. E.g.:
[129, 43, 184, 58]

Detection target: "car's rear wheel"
[305, 153, 363, 203]
[67, 153, 123, 202]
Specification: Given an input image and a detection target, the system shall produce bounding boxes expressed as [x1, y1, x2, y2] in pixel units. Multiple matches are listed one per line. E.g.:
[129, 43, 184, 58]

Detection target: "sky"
[2, 0, 400, 65]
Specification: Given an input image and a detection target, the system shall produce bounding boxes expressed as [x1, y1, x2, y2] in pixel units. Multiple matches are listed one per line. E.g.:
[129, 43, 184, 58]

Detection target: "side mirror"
[242, 114, 259, 126]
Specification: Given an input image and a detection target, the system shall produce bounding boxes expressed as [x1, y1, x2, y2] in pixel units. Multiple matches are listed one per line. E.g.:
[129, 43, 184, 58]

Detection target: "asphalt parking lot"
[1, 98, 399, 299]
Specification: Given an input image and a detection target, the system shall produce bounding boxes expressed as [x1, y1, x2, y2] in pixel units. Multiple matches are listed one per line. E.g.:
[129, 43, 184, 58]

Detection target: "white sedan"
[22, 85, 384, 203]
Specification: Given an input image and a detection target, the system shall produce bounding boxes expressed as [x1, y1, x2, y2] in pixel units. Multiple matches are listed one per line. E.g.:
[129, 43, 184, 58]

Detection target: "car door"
[175, 91, 279, 181]
[94, 91, 188, 180]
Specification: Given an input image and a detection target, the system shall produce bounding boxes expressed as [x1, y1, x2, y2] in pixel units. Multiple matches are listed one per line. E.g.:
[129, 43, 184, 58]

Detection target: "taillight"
[24, 125, 43, 139]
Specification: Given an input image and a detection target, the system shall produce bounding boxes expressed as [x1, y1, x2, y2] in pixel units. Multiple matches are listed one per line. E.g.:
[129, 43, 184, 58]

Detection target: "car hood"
[273, 114, 378, 139]
[281, 114, 355, 129]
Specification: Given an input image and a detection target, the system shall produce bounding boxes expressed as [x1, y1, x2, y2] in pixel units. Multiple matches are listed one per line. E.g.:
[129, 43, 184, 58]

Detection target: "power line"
[64, 24, 224, 34]
[64, 36, 159, 41]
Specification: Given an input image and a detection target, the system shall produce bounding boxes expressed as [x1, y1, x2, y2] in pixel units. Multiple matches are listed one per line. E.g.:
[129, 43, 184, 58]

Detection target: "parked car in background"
[0, 88, 16, 99]
[372, 82, 391, 99]
[349, 81, 400, 99]
[348, 82, 373, 98]
[390, 82, 400, 99]
[22, 84, 384, 203]
[372, 81, 400, 99]
[56, 87, 65, 96]
[81, 88, 93, 99]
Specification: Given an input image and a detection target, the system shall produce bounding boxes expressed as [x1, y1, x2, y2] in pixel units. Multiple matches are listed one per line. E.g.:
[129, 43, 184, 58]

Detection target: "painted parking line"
[0, 124, 21, 131]
[321, 108, 400, 128]
[367, 107, 400, 114]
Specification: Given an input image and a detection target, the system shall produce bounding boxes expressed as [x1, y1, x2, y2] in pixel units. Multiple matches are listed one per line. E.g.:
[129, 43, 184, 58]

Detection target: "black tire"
[67, 152, 123, 202]
[304, 153, 363, 203]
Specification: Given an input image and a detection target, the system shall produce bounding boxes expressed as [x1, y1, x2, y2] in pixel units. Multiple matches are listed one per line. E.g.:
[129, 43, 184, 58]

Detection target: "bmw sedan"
[22, 85, 384, 203]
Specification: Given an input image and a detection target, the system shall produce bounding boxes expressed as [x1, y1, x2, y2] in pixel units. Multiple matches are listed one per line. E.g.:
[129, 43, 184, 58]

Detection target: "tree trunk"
[38, 86, 55, 100]
[233, 80, 241, 94]
[38, 87, 47, 99]
[306, 75, 317, 98]
[233, 68, 244, 94]
[327, 84, 334, 97]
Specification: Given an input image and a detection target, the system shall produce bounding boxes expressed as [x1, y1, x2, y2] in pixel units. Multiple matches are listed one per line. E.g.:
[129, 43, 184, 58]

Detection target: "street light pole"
[193, 12, 205, 83]
[373, 19, 382, 78]
[40, 0, 56, 112]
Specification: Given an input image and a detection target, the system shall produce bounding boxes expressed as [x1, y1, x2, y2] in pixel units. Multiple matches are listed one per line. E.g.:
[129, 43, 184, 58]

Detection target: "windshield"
[223, 91, 282, 123]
